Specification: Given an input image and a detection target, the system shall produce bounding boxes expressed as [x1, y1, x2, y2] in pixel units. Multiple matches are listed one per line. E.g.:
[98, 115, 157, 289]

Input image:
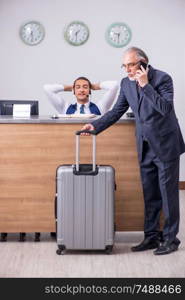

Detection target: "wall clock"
[20, 21, 45, 46]
[105, 22, 132, 48]
[64, 21, 89, 46]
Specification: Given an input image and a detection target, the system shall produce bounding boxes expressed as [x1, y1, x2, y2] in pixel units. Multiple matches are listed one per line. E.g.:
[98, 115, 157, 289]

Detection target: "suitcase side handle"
[75, 130, 97, 173]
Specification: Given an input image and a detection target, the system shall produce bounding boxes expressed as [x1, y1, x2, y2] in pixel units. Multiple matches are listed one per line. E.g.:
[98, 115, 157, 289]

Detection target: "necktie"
[80, 104, 85, 114]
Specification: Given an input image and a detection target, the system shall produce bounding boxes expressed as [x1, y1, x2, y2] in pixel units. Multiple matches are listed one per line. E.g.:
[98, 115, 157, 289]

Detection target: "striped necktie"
[80, 104, 85, 114]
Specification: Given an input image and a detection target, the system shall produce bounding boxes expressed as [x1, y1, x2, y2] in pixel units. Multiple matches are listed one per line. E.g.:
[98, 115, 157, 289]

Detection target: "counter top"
[0, 115, 135, 124]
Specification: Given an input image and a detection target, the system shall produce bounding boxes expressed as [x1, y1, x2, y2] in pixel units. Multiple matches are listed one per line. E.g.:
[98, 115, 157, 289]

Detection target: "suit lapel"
[129, 80, 138, 102]
[138, 86, 143, 112]
[127, 80, 141, 114]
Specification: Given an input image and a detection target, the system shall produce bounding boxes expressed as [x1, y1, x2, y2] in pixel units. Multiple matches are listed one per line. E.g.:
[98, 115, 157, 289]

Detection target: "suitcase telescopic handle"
[75, 130, 97, 172]
[75, 130, 97, 135]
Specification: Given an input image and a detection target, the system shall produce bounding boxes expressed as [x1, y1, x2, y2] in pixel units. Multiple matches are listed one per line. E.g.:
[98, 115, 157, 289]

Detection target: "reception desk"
[0, 116, 144, 233]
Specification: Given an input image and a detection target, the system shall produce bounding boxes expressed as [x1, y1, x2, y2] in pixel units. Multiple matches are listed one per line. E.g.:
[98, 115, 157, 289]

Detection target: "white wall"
[0, 0, 185, 179]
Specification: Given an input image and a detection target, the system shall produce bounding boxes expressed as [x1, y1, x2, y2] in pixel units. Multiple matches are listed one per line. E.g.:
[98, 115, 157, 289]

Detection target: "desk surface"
[0, 115, 135, 124]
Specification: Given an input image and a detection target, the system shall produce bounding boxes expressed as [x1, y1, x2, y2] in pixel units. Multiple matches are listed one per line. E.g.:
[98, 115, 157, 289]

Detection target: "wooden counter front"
[0, 121, 144, 232]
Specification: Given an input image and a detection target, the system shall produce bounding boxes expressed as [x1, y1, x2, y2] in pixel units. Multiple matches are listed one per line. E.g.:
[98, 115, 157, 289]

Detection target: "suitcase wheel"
[105, 245, 113, 254]
[56, 245, 66, 255]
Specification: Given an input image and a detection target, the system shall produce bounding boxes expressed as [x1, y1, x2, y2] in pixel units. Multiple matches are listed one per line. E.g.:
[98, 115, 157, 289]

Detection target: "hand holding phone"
[135, 61, 148, 87]
[140, 61, 148, 70]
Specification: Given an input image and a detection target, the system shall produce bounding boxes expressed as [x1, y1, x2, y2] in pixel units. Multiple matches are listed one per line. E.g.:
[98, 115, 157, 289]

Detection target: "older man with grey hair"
[81, 46, 185, 255]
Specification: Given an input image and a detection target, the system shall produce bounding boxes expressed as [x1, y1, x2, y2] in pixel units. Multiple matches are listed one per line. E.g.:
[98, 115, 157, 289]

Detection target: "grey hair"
[124, 47, 149, 63]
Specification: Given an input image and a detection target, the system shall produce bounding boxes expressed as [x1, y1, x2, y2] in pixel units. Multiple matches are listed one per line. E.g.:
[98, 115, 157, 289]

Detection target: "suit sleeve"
[141, 74, 174, 116]
[91, 81, 129, 134]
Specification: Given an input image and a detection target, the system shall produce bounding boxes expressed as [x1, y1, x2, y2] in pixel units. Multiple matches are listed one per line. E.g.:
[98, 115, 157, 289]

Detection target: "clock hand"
[75, 30, 80, 41]
[30, 30, 34, 42]
[113, 32, 119, 42]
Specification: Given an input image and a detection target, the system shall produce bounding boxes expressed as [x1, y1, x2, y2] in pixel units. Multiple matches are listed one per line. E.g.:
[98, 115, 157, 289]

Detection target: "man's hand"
[80, 123, 95, 135]
[64, 85, 73, 91]
[135, 66, 149, 87]
[91, 83, 101, 90]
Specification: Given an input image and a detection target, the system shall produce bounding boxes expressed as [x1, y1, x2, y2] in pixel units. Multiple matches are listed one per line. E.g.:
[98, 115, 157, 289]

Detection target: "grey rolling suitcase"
[56, 130, 115, 255]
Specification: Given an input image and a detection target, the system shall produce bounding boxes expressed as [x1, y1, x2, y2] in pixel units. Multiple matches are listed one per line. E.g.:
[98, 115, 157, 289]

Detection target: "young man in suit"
[44, 77, 118, 115]
[81, 47, 185, 255]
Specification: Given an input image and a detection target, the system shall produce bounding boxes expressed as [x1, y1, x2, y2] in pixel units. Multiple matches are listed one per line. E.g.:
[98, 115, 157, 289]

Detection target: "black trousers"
[139, 141, 180, 243]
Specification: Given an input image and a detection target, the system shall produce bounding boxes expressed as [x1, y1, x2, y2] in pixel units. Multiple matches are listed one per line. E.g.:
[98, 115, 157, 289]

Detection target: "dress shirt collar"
[76, 101, 90, 110]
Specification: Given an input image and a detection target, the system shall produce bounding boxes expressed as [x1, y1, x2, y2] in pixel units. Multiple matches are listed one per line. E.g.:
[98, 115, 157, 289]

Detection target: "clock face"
[20, 21, 45, 46]
[64, 21, 89, 46]
[106, 22, 132, 48]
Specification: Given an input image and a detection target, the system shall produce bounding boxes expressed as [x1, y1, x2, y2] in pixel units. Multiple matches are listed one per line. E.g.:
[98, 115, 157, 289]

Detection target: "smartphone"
[140, 61, 148, 70]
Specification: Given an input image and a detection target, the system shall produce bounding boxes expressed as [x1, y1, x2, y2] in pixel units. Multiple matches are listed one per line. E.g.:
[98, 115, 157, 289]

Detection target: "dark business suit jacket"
[92, 66, 185, 162]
